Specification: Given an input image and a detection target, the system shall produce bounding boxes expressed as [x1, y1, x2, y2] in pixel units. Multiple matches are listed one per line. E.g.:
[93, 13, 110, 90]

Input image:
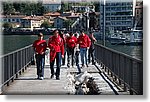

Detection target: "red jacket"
[32, 40, 47, 54]
[66, 36, 77, 48]
[48, 35, 64, 62]
[77, 34, 91, 48]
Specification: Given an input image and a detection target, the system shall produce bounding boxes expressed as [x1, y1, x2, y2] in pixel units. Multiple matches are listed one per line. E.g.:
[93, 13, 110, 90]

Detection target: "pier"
[0, 44, 143, 95]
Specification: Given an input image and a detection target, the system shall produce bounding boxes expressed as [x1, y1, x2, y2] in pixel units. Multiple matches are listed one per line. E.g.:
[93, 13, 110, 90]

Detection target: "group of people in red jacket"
[33, 29, 97, 80]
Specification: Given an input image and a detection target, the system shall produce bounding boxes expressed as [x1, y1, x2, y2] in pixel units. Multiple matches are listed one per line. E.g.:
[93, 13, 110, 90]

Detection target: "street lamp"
[85, 6, 90, 34]
[100, 0, 106, 46]
[103, 0, 106, 46]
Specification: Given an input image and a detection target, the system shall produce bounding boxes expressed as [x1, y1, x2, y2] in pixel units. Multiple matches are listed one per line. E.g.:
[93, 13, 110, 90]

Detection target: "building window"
[111, 17, 115, 20]
[12, 19, 15, 21]
[57, 19, 59, 23]
[106, 17, 110, 20]
[52, 6, 54, 11]
[116, 17, 121, 20]
[137, 10, 139, 14]
[16, 19, 19, 22]
[4, 19, 7, 22]
[122, 17, 126, 20]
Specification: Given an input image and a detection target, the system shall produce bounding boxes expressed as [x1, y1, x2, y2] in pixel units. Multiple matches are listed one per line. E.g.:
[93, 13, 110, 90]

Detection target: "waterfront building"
[42, 0, 61, 12]
[66, 13, 80, 22]
[44, 12, 61, 18]
[100, 0, 134, 36]
[21, 16, 45, 31]
[134, 0, 143, 30]
[71, 5, 95, 13]
[66, 13, 81, 31]
[54, 16, 68, 29]
[44, 12, 61, 22]
[2, 15, 26, 28]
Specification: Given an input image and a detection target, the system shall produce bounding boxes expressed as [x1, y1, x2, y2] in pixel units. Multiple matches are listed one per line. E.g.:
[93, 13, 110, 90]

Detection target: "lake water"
[3, 35, 143, 60]
[3, 35, 50, 55]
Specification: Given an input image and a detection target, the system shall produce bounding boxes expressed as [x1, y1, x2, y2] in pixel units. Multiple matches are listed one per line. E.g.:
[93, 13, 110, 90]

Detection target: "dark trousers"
[75, 51, 81, 73]
[50, 52, 61, 78]
[67, 47, 75, 67]
[88, 48, 95, 64]
[80, 48, 88, 66]
[35, 54, 45, 77]
[62, 50, 66, 65]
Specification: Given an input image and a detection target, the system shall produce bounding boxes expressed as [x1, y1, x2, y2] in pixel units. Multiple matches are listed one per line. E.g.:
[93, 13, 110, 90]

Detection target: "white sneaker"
[40, 77, 44, 80]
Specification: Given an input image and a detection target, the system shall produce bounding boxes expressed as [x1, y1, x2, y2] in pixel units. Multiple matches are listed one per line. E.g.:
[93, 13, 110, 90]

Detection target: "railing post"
[1, 44, 34, 93]
[94, 43, 143, 94]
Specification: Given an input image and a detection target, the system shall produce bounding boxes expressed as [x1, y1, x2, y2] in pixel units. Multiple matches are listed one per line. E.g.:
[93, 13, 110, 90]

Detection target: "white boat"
[110, 30, 143, 45]
[109, 32, 128, 45]
[129, 30, 143, 44]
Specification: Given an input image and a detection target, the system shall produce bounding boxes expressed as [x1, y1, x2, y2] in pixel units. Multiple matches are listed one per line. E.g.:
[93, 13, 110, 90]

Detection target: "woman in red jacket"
[48, 30, 64, 80]
[78, 30, 91, 68]
[33, 33, 47, 80]
[66, 32, 77, 68]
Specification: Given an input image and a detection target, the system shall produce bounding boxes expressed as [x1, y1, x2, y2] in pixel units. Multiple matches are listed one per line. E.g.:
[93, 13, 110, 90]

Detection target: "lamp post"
[100, 0, 106, 46]
[103, 0, 106, 46]
[86, 6, 90, 34]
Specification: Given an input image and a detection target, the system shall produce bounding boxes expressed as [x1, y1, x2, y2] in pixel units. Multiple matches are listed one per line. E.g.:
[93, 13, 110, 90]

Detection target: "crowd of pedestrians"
[32, 29, 97, 80]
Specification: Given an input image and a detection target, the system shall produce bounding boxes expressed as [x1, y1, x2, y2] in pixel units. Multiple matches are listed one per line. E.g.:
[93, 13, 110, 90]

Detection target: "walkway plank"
[3, 64, 123, 95]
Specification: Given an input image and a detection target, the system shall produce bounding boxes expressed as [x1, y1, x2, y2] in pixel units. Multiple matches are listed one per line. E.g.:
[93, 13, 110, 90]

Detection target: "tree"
[2, 2, 15, 15]
[2, 2, 47, 16]
[3, 22, 12, 29]
[93, 2, 100, 12]
[64, 19, 74, 31]
[41, 21, 52, 29]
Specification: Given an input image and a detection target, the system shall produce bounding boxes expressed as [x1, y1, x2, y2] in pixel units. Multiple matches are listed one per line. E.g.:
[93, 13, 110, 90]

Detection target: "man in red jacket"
[66, 32, 77, 68]
[33, 33, 47, 80]
[48, 30, 64, 80]
[78, 30, 91, 68]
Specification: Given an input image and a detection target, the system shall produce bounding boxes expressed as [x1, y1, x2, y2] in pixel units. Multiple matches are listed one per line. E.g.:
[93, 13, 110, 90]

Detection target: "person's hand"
[41, 52, 45, 55]
[46, 47, 50, 50]
[36, 52, 39, 55]
[79, 41, 82, 43]
[87, 47, 89, 49]
[62, 55, 64, 58]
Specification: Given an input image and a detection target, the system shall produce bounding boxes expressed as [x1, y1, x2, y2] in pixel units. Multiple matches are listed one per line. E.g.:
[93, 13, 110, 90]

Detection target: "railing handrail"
[1, 37, 50, 58]
[1, 44, 33, 58]
[94, 43, 143, 95]
[1, 44, 34, 92]
[95, 43, 143, 63]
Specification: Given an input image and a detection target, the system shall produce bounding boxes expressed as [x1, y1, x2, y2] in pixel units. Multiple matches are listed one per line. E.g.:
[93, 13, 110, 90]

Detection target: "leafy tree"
[64, 19, 74, 31]
[41, 21, 52, 29]
[93, 2, 100, 12]
[3, 22, 12, 29]
[2, 2, 47, 15]
[2, 2, 15, 15]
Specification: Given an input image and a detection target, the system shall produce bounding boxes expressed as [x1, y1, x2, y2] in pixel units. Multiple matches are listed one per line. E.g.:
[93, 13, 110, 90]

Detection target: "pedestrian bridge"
[0, 44, 143, 95]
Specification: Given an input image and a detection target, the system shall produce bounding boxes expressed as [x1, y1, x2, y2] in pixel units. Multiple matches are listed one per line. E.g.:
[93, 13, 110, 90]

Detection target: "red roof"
[44, 12, 61, 16]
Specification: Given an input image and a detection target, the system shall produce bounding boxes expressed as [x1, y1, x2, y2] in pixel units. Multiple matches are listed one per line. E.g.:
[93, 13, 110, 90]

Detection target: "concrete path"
[2, 63, 126, 95]
[2, 53, 129, 95]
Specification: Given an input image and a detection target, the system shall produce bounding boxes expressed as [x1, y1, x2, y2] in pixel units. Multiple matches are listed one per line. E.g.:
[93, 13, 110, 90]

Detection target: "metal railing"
[95, 44, 143, 95]
[0, 45, 34, 91]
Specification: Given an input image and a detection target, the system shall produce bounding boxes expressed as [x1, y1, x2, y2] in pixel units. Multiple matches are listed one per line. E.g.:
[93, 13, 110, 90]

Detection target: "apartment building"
[100, 0, 134, 35]
[2, 15, 26, 28]
[42, 0, 61, 12]
[21, 16, 45, 30]
[135, 0, 143, 30]
[54, 16, 68, 29]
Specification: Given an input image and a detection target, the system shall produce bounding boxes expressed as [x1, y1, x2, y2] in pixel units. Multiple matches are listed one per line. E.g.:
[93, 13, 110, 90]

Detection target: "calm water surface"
[3, 35, 50, 55]
[3, 35, 143, 60]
